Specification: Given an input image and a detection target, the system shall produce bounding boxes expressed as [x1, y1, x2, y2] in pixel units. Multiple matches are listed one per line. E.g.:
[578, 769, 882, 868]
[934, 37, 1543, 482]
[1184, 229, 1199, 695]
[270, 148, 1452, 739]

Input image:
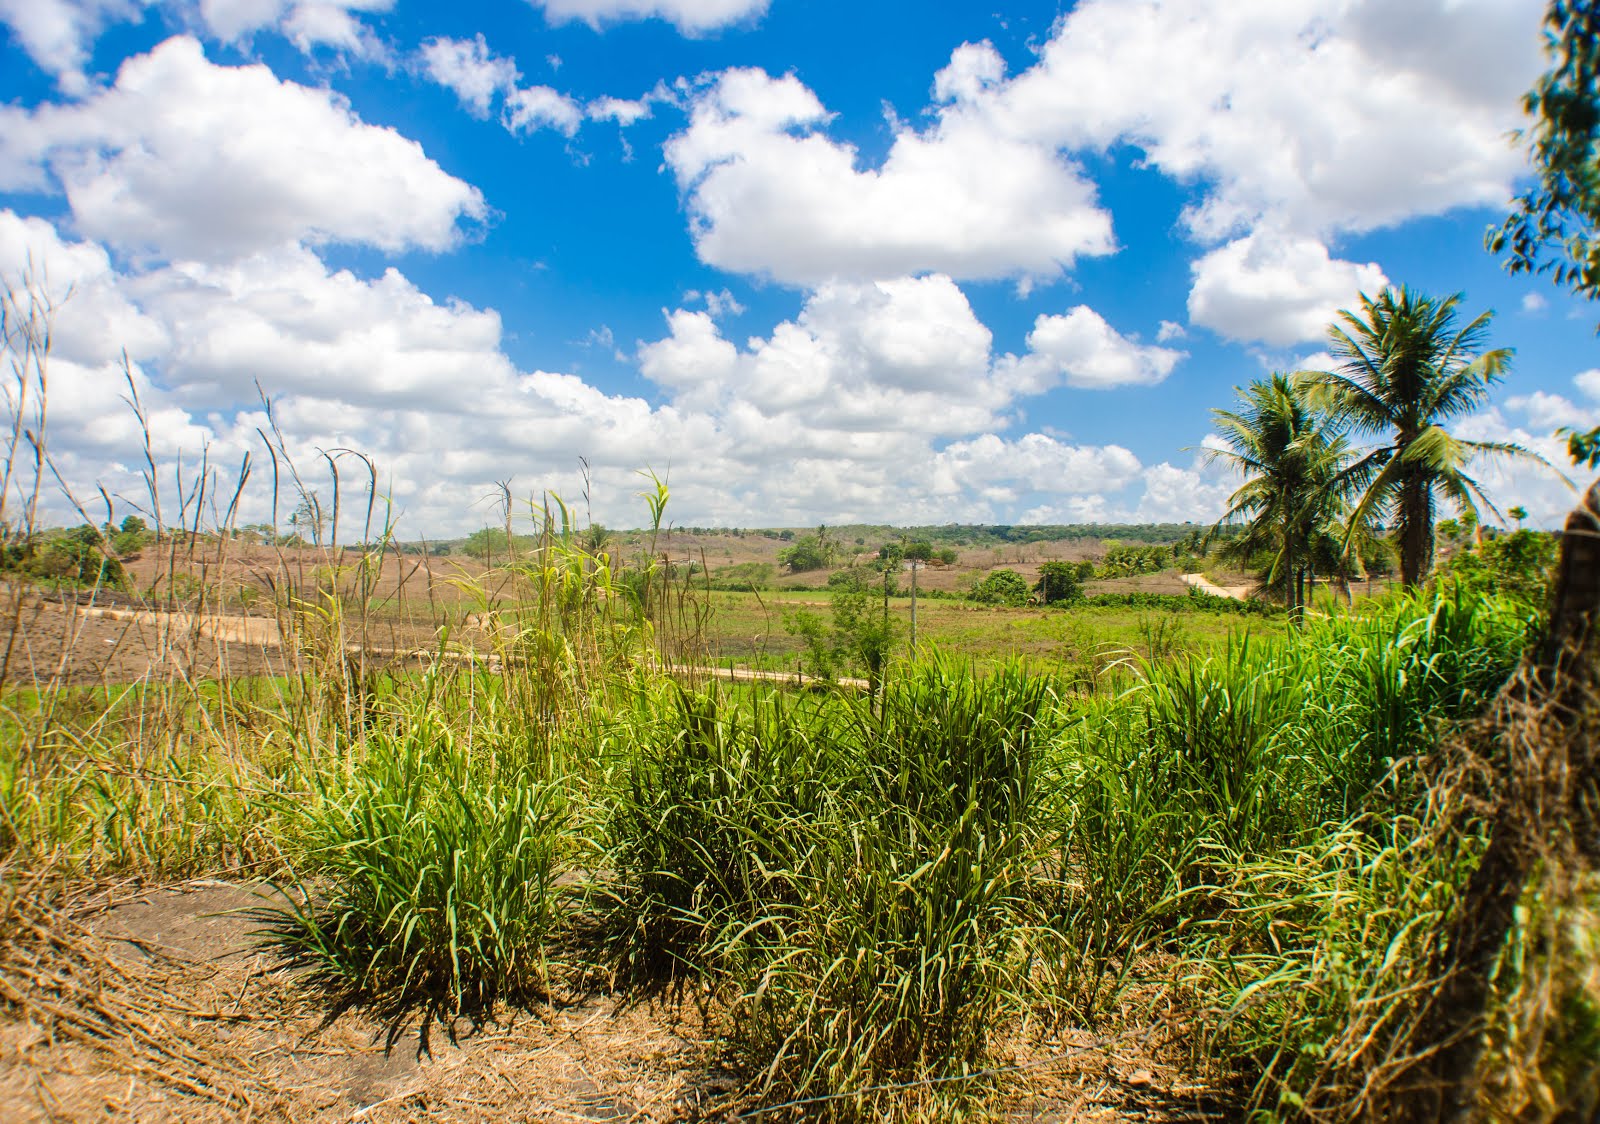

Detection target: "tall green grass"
[260, 704, 571, 1017]
[603, 659, 1065, 1116]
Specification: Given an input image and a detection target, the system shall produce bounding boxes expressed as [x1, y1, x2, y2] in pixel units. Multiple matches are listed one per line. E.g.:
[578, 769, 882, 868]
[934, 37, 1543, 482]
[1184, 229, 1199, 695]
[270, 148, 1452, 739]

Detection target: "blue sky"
[0, 0, 1591, 534]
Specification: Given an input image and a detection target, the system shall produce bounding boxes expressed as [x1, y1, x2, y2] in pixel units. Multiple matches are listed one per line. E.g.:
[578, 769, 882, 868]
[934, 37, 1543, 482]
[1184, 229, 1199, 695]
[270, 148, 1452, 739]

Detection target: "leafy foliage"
[968, 568, 1032, 606]
[778, 534, 832, 572]
[1096, 543, 1172, 578]
[1084, 590, 1281, 616]
[1305, 287, 1539, 586]
[1035, 560, 1086, 604]
[1440, 529, 1560, 615]
[1489, 0, 1600, 304]
[1, 525, 127, 588]
[1205, 373, 1355, 615]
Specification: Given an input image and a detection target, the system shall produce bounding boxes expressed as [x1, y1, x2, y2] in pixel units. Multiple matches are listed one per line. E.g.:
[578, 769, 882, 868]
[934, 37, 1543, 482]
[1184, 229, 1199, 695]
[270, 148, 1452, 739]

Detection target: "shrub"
[1035, 560, 1085, 604]
[969, 568, 1031, 606]
[1083, 591, 1280, 616]
[778, 535, 830, 572]
[1439, 528, 1558, 615]
[1096, 543, 1170, 578]
[708, 561, 775, 591]
[7, 525, 127, 588]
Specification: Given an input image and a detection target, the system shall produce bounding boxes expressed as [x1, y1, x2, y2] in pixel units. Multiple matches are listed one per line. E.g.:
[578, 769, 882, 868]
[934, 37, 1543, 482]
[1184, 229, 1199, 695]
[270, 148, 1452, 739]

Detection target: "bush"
[825, 565, 879, 592]
[1035, 560, 1085, 605]
[1439, 528, 1557, 615]
[1083, 590, 1280, 616]
[4, 525, 127, 588]
[778, 535, 830, 572]
[969, 568, 1031, 606]
[708, 561, 775, 591]
[1096, 543, 1170, 578]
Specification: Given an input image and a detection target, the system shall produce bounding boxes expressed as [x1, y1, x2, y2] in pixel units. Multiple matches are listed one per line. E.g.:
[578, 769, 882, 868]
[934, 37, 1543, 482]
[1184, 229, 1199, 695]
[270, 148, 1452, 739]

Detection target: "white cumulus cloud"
[0, 0, 142, 94]
[0, 36, 486, 262]
[530, 0, 768, 34]
[983, 0, 1541, 240]
[1020, 306, 1184, 391]
[198, 0, 395, 56]
[664, 68, 1114, 286]
[419, 34, 520, 118]
[1188, 228, 1388, 346]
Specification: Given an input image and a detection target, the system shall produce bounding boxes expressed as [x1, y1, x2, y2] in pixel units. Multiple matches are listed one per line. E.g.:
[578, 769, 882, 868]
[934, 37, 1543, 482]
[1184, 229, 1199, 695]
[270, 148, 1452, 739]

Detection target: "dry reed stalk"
[0, 867, 287, 1113]
[1297, 480, 1600, 1122]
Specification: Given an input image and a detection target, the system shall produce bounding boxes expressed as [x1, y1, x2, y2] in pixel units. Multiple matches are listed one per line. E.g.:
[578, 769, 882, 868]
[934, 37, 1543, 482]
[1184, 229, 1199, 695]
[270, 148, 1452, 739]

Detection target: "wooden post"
[910, 559, 918, 656]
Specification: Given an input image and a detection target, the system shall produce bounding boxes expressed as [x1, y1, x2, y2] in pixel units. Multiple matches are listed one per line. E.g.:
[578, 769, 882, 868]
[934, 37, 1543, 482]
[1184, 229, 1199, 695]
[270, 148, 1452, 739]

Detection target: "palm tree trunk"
[1400, 471, 1433, 586]
[1284, 516, 1299, 621]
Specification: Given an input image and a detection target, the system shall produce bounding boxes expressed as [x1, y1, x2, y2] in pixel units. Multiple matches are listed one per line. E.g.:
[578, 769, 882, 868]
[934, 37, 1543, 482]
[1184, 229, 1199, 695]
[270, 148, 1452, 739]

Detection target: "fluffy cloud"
[981, 0, 1541, 240]
[131, 248, 526, 410]
[1575, 368, 1600, 401]
[1187, 229, 1388, 346]
[1131, 462, 1234, 524]
[1505, 368, 1600, 434]
[0, 209, 168, 365]
[531, 0, 768, 34]
[663, 2, 1537, 295]
[1456, 407, 1579, 529]
[664, 68, 1114, 286]
[419, 33, 520, 118]
[1019, 306, 1183, 390]
[197, 0, 394, 55]
[638, 274, 1005, 433]
[505, 84, 584, 135]
[1505, 390, 1599, 433]
[931, 434, 1142, 500]
[0, 0, 395, 89]
[0, 36, 485, 261]
[2, 212, 1180, 531]
[0, 0, 141, 93]
[588, 95, 653, 125]
[417, 34, 655, 135]
[653, 1, 1533, 335]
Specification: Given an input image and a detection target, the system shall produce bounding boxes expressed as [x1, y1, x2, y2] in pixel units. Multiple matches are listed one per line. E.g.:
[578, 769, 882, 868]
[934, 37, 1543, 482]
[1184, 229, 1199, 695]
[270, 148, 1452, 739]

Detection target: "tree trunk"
[1400, 470, 1433, 587]
[1408, 478, 1600, 1119]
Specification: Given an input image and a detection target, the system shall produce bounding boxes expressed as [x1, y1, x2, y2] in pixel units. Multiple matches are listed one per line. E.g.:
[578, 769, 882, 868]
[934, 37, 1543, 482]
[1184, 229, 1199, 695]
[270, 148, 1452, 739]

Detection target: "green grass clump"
[604, 659, 1064, 1117]
[260, 712, 570, 1018]
[1176, 818, 1471, 1120]
[603, 682, 844, 977]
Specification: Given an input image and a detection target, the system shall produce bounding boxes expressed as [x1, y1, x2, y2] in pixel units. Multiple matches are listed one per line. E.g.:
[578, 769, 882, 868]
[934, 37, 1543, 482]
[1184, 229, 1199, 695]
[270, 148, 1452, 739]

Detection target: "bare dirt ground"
[1178, 574, 1251, 601]
[0, 879, 1230, 1122]
[0, 593, 453, 688]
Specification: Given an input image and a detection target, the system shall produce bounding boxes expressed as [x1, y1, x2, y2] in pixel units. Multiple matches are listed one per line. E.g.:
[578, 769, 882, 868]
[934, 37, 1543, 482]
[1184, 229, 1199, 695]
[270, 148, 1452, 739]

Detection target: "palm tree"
[1204, 374, 1354, 619]
[1301, 286, 1541, 587]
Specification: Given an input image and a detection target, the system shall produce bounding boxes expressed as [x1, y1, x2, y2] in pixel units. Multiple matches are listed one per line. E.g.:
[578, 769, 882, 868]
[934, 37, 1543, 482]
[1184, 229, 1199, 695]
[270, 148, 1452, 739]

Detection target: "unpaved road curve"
[1179, 573, 1251, 601]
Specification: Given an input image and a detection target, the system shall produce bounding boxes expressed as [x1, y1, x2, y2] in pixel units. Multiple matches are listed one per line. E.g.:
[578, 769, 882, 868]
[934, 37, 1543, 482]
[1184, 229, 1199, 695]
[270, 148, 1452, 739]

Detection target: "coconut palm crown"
[1205, 373, 1356, 618]
[1299, 285, 1542, 587]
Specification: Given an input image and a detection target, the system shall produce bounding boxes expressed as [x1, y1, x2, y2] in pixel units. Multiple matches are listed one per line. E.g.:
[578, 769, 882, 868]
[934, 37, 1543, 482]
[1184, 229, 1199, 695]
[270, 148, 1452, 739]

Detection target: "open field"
[2, 511, 1595, 1123]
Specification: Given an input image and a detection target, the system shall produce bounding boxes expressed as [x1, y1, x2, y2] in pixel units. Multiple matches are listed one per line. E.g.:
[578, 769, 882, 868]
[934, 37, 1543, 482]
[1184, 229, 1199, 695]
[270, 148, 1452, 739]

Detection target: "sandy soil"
[1178, 574, 1252, 601]
[0, 880, 1231, 1122]
[0, 596, 292, 687]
